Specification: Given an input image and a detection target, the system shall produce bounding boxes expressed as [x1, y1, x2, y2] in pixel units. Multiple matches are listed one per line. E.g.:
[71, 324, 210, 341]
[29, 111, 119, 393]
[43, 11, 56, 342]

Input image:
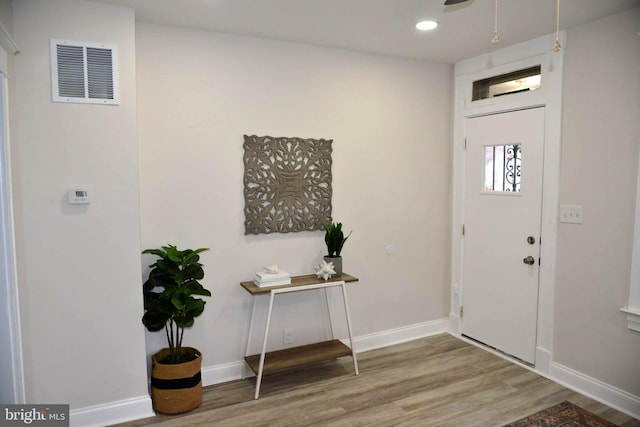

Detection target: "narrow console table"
[240, 273, 359, 399]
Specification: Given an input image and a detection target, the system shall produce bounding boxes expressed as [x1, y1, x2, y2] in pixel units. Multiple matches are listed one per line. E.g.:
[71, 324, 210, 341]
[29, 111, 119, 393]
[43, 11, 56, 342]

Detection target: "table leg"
[242, 296, 258, 380]
[255, 291, 276, 399]
[340, 282, 359, 376]
[324, 287, 335, 339]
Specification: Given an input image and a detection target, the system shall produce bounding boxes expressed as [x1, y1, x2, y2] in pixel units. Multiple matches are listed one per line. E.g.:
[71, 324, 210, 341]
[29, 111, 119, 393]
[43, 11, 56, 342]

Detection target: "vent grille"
[51, 39, 119, 105]
[56, 44, 85, 98]
[87, 47, 114, 100]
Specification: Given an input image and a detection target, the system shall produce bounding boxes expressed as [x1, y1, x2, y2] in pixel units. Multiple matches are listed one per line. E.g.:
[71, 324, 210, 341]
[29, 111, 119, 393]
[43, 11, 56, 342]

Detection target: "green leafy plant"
[324, 222, 352, 257]
[142, 245, 211, 364]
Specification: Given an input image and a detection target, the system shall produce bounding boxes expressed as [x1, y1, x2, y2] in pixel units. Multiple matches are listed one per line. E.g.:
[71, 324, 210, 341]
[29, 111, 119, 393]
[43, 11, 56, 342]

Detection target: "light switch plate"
[559, 204, 583, 224]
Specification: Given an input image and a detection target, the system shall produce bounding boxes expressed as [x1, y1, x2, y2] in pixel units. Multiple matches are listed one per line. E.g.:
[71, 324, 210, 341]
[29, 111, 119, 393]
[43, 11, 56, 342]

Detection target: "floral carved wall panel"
[243, 135, 333, 235]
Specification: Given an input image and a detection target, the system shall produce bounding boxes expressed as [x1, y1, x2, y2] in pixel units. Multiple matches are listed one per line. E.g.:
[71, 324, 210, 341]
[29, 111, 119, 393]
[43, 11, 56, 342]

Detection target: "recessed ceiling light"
[416, 21, 439, 31]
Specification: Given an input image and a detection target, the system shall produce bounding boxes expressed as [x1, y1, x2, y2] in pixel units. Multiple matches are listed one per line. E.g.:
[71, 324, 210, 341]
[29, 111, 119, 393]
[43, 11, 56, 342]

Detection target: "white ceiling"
[91, 0, 640, 63]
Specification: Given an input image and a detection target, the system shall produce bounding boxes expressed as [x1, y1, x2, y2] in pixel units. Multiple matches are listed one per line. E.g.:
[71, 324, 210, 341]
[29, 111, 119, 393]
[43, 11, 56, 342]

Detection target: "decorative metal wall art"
[243, 135, 333, 235]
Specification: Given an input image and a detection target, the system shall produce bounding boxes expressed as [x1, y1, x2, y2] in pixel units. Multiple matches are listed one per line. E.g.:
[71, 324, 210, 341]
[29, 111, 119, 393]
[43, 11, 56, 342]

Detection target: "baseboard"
[345, 317, 449, 353]
[70, 395, 154, 427]
[549, 362, 640, 420]
[535, 346, 552, 374]
[201, 360, 248, 385]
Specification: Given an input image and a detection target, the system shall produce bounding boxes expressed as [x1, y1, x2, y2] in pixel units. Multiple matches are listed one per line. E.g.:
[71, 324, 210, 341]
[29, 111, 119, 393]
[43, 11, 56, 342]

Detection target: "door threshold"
[461, 334, 534, 368]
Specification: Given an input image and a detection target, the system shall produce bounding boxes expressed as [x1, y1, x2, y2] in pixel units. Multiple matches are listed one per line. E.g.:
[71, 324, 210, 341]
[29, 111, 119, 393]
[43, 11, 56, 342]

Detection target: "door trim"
[0, 72, 25, 403]
[450, 32, 565, 374]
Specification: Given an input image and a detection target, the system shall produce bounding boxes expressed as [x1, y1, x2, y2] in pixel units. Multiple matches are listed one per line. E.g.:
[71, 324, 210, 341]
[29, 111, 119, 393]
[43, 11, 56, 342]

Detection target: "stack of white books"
[253, 270, 291, 287]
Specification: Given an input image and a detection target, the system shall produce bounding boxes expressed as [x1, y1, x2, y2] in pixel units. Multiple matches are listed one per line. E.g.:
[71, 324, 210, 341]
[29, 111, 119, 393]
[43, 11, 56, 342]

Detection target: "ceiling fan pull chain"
[491, 0, 500, 44]
[553, 0, 562, 52]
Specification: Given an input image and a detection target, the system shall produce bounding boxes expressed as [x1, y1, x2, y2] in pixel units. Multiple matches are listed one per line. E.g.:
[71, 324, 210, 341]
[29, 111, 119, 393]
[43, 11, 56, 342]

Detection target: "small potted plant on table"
[323, 222, 352, 276]
[141, 244, 211, 415]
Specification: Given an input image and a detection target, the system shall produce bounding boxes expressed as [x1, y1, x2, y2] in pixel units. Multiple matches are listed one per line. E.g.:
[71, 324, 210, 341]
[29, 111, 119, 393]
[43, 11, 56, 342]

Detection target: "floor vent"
[50, 39, 119, 105]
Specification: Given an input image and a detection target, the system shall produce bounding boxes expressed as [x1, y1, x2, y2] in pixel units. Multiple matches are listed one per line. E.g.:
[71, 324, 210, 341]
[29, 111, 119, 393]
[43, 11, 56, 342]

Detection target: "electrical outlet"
[283, 328, 294, 345]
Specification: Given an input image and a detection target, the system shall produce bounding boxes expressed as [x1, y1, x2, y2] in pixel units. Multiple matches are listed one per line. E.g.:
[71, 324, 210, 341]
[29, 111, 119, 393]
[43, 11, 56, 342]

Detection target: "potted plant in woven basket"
[323, 222, 352, 276]
[142, 244, 211, 415]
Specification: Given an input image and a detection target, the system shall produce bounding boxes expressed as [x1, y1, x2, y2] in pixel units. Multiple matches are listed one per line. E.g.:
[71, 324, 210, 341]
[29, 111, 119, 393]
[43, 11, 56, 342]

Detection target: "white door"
[462, 107, 544, 364]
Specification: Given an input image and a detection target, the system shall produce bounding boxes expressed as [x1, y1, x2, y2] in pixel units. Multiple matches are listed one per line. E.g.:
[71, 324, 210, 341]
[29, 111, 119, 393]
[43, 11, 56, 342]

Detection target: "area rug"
[503, 401, 617, 427]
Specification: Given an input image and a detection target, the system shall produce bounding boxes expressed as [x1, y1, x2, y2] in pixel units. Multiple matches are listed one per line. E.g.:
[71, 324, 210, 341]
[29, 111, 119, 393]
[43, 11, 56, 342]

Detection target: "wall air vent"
[50, 39, 119, 105]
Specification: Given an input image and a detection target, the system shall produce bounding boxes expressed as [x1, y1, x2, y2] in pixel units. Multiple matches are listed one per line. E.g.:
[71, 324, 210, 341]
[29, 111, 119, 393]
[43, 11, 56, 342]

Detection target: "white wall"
[11, 0, 150, 412]
[555, 7, 640, 396]
[136, 23, 452, 368]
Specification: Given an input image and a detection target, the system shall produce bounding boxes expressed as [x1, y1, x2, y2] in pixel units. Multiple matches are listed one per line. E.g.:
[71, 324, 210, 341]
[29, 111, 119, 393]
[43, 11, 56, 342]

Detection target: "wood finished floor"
[115, 334, 640, 427]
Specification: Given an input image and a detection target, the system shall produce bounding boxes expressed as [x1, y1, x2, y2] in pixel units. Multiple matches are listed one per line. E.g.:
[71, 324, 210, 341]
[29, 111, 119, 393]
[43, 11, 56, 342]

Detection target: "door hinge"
[462, 224, 465, 236]
[464, 138, 467, 150]
[459, 306, 464, 317]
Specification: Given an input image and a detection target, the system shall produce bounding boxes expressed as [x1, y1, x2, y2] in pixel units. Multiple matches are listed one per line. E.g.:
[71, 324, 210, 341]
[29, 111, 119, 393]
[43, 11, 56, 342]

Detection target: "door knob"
[523, 256, 535, 265]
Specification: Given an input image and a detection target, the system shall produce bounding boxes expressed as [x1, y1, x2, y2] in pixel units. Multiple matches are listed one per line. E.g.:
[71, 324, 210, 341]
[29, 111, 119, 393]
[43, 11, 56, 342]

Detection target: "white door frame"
[0, 71, 25, 403]
[450, 33, 565, 374]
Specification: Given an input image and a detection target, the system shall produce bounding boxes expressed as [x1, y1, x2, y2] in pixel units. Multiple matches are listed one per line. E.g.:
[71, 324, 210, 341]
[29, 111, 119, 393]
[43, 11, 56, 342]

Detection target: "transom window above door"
[472, 66, 541, 101]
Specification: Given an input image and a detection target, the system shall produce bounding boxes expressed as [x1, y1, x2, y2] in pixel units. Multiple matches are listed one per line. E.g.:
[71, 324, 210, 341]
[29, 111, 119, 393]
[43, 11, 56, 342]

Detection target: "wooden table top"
[240, 273, 358, 295]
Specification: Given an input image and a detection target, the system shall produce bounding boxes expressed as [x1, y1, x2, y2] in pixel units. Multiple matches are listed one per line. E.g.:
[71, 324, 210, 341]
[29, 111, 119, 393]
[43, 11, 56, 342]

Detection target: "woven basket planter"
[150, 347, 203, 415]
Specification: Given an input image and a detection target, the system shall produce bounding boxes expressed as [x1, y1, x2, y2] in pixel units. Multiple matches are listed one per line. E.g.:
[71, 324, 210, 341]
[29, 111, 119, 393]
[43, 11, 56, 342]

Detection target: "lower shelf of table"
[244, 339, 353, 375]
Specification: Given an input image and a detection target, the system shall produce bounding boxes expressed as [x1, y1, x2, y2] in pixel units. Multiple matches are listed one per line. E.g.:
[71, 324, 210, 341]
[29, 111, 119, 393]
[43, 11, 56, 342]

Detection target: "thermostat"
[68, 188, 91, 204]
